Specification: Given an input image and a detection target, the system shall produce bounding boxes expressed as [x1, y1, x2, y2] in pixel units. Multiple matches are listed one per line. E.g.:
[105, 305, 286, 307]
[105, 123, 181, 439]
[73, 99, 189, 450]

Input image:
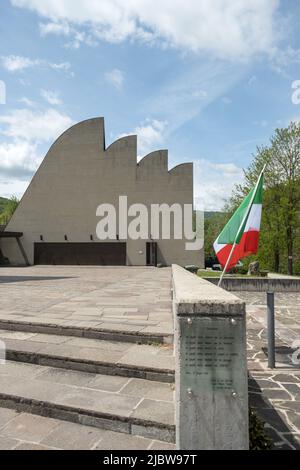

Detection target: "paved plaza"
[0, 408, 175, 450]
[0, 266, 173, 340]
[0, 267, 299, 449]
[0, 266, 175, 450]
[238, 291, 300, 450]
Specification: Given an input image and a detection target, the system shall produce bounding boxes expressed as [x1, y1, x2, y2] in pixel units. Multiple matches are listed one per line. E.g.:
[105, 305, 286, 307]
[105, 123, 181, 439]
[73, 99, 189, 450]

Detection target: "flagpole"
[218, 164, 266, 288]
[218, 242, 236, 287]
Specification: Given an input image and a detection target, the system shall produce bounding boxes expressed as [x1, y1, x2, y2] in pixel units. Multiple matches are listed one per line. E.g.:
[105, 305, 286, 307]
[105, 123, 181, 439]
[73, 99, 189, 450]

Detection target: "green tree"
[204, 212, 228, 260]
[231, 122, 300, 275]
[0, 196, 19, 225]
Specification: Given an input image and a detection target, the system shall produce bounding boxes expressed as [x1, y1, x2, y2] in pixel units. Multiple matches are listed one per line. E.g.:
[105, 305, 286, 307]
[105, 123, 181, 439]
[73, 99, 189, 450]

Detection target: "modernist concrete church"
[1, 117, 204, 267]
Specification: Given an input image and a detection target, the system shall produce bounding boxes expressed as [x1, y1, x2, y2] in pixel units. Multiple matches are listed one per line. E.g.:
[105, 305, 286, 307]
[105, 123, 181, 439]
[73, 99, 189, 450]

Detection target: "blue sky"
[0, 0, 300, 209]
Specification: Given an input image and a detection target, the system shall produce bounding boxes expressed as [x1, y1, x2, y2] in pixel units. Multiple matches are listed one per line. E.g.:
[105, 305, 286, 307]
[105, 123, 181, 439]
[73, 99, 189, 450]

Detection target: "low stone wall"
[172, 264, 248, 450]
[204, 277, 300, 292]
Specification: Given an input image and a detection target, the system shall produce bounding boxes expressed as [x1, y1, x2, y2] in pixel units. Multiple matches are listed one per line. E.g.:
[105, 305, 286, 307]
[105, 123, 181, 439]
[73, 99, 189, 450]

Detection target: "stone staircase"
[0, 323, 175, 447]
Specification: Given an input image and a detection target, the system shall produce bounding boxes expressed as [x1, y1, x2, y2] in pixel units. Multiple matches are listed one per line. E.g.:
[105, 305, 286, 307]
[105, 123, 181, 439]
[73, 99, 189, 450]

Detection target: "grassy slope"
[197, 270, 261, 278]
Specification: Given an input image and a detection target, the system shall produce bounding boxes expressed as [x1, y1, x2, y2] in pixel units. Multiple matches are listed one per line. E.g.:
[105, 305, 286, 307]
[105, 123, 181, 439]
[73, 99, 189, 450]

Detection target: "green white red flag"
[213, 171, 264, 272]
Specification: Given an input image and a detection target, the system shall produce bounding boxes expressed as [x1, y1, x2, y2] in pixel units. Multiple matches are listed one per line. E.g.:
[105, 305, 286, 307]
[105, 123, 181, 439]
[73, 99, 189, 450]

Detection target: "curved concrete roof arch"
[1, 117, 203, 268]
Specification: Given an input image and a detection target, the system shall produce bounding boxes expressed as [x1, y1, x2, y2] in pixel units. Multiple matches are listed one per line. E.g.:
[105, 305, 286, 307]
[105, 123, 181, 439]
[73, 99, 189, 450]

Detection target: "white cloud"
[19, 97, 36, 107]
[49, 61, 71, 71]
[0, 141, 41, 177]
[146, 60, 242, 136]
[41, 89, 62, 105]
[194, 159, 243, 210]
[39, 21, 96, 49]
[0, 178, 30, 199]
[39, 21, 71, 37]
[270, 45, 300, 75]
[136, 119, 167, 155]
[0, 107, 73, 186]
[11, 0, 281, 60]
[208, 162, 242, 176]
[119, 119, 167, 157]
[1, 55, 39, 72]
[0, 108, 73, 142]
[0, 139, 39, 198]
[105, 69, 124, 91]
[1, 54, 71, 74]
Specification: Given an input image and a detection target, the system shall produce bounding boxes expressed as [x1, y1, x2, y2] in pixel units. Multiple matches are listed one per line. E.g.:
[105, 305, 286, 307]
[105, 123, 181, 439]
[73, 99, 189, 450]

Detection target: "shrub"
[232, 266, 249, 275]
[184, 265, 199, 274]
[249, 408, 273, 450]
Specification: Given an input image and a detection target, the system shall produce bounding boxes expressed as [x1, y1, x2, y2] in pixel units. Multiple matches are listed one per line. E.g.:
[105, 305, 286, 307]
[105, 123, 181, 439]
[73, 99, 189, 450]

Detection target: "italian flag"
[213, 170, 264, 272]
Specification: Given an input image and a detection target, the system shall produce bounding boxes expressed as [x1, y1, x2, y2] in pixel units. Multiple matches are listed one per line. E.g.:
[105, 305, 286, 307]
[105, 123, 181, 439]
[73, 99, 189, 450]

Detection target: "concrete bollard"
[172, 265, 249, 450]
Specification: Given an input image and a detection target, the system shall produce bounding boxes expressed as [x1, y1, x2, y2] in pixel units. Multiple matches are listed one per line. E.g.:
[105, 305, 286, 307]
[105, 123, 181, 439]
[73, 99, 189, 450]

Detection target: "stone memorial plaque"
[180, 316, 245, 395]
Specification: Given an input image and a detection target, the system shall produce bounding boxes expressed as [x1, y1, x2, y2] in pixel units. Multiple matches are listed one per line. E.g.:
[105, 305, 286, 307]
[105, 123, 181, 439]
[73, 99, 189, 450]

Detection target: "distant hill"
[1, 202, 222, 215]
[0, 202, 223, 221]
[204, 211, 224, 219]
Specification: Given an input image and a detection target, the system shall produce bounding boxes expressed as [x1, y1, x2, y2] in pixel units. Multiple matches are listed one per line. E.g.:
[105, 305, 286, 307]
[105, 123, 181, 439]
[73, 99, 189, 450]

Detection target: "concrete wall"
[172, 265, 248, 450]
[2, 117, 204, 267]
[205, 277, 300, 292]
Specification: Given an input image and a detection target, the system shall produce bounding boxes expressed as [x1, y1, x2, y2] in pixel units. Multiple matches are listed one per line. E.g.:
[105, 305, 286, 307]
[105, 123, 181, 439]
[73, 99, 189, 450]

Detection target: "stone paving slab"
[0, 408, 175, 450]
[0, 360, 175, 440]
[0, 266, 173, 340]
[0, 360, 175, 400]
[0, 330, 175, 380]
[249, 371, 300, 450]
[237, 291, 300, 450]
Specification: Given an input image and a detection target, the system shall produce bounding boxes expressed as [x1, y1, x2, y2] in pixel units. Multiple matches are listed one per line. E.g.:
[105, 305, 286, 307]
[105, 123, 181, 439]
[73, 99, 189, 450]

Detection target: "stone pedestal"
[172, 265, 248, 450]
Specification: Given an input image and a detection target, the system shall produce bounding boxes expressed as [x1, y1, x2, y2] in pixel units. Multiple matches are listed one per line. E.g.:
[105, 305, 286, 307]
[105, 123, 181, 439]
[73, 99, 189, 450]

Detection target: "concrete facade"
[1, 117, 203, 267]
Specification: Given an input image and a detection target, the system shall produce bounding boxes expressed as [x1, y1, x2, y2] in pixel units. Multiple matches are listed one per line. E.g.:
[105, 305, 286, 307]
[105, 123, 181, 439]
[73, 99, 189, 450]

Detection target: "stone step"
[0, 361, 175, 443]
[0, 407, 175, 450]
[0, 329, 175, 383]
[0, 318, 172, 345]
